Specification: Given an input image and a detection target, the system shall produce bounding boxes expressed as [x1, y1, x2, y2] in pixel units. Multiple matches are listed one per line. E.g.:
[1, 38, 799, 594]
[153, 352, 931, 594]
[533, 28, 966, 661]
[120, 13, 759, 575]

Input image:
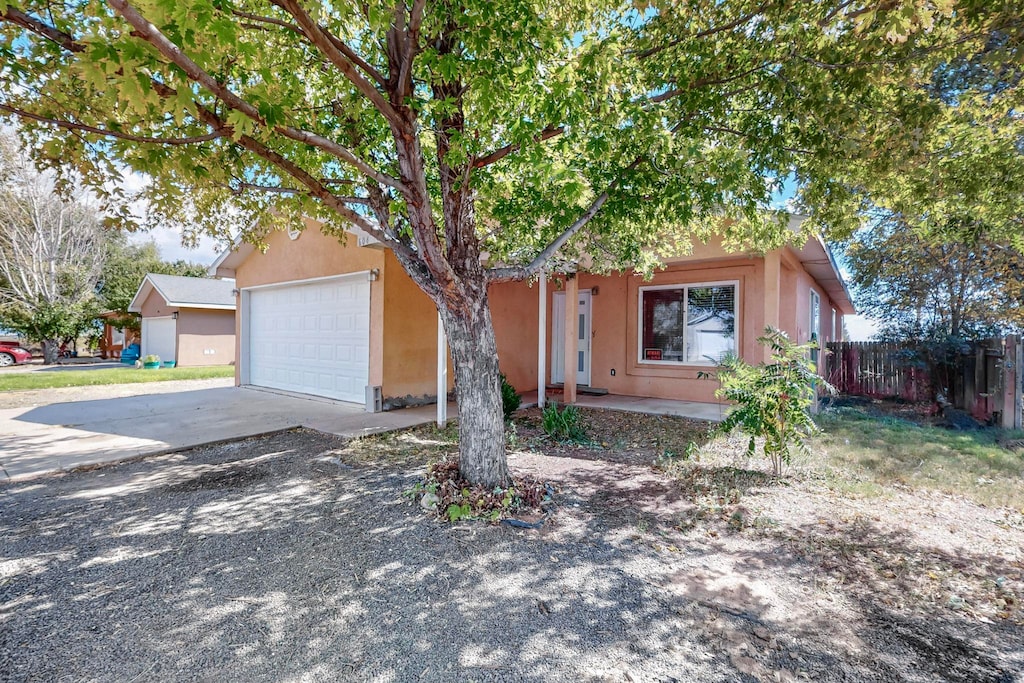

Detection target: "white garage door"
[247, 275, 370, 404]
[141, 316, 177, 363]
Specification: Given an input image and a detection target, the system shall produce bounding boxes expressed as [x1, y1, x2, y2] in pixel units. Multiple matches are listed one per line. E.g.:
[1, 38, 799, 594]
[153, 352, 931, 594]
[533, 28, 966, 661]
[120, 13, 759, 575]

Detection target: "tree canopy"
[846, 214, 1024, 340]
[3, 2, 1020, 263]
[2, 0, 1021, 483]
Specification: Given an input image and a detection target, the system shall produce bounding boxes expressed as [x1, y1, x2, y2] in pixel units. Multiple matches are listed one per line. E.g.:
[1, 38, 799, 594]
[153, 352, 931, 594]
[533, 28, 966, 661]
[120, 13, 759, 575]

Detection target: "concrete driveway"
[0, 382, 439, 481]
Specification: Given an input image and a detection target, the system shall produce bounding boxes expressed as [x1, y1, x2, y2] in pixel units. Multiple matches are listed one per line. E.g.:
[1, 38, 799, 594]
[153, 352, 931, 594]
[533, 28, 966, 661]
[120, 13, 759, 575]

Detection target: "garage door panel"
[248, 276, 370, 404]
[142, 317, 177, 363]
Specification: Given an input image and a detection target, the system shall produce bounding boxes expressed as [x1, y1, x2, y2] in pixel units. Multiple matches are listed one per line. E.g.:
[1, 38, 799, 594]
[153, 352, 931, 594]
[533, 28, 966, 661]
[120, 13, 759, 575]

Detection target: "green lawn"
[812, 408, 1024, 509]
[0, 365, 236, 392]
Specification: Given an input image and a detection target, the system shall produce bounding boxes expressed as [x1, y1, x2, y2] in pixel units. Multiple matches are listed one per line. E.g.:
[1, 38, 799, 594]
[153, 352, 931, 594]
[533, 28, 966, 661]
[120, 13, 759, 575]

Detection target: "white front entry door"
[551, 290, 592, 386]
[141, 316, 177, 363]
[246, 275, 371, 404]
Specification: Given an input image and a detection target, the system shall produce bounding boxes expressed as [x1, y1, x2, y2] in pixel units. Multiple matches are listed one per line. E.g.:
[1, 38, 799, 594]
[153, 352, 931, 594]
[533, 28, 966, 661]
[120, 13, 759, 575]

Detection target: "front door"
[551, 290, 592, 386]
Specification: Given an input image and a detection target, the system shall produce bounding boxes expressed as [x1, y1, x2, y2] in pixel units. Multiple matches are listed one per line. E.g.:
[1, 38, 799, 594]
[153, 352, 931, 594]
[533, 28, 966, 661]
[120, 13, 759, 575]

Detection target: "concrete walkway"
[0, 384, 441, 482]
[521, 391, 726, 422]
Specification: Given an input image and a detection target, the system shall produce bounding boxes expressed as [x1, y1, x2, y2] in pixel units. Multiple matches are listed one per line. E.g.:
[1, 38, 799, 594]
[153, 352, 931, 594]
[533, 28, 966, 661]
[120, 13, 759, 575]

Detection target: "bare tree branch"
[1, 6, 83, 53]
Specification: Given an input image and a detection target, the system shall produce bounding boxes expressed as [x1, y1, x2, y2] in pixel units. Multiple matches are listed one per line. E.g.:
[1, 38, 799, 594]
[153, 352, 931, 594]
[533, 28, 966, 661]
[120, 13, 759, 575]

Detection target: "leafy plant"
[715, 327, 834, 477]
[415, 458, 550, 523]
[142, 354, 161, 364]
[542, 401, 587, 443]
[500, 373, 521, 420]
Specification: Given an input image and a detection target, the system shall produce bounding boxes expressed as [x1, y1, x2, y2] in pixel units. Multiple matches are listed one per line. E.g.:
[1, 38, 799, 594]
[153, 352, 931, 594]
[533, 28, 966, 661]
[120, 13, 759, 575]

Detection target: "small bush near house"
[715, 327, 832, 477]
[500, 373, 521, 420]
[542, 401, 587, 443]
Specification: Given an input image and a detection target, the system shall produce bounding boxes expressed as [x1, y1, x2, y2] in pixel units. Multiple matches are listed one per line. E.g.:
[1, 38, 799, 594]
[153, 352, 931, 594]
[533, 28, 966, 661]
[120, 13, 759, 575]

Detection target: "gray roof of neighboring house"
[128, 274, 236, 313]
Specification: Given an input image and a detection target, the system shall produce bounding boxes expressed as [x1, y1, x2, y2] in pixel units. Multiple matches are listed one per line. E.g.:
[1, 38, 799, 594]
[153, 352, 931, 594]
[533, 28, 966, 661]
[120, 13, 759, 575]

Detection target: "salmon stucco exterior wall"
[488, 245, 845, 405]
[139, 289, 176, 319]
[381, 249, 455, 402]
[138, 289, 235, 367]
[175, 309, 235, 366]
[231, 220, 456, 404]
[489, 279, 540, 393]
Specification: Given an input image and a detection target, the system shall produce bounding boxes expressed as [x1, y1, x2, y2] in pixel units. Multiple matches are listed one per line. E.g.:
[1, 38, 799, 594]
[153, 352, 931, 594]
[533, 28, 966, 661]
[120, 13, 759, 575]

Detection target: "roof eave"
[127, 276, 159, 313]
[168, 302, 237, 311]
[791, 237, 856, 315]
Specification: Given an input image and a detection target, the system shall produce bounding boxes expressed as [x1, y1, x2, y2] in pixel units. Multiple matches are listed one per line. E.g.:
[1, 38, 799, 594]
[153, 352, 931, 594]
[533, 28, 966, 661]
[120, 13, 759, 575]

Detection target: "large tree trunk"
[41, 339, 59, 365]
[438, 289, 510, 489]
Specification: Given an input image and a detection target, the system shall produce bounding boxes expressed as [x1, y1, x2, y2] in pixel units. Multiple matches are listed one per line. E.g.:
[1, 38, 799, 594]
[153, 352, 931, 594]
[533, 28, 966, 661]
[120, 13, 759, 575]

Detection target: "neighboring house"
[211, 218, 854, 410]
[97, 311, 138, 359]
[128, 274, 237, 367]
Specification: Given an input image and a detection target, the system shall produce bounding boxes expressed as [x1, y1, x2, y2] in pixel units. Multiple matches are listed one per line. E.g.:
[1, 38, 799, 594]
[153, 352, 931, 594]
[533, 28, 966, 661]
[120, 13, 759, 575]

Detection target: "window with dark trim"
[639, 282, 737, 365]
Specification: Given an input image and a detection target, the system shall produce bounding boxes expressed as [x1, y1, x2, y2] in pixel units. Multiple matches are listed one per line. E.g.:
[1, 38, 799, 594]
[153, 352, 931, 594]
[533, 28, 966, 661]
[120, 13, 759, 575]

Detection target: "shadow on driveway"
[0, 386, 383, 481]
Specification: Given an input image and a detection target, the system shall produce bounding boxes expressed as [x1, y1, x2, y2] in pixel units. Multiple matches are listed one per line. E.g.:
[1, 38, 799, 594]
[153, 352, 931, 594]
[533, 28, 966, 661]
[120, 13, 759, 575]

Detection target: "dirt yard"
[1, 407, 1021, 682]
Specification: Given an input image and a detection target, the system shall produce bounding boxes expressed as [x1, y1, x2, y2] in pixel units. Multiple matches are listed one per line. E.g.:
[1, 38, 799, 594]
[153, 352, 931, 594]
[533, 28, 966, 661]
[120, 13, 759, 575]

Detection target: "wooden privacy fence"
[825, 336, 1023, 429]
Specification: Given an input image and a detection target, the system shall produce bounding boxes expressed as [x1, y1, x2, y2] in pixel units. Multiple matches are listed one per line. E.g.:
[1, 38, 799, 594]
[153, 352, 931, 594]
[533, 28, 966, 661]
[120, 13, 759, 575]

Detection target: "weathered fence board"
[825, 336, 1023, 427]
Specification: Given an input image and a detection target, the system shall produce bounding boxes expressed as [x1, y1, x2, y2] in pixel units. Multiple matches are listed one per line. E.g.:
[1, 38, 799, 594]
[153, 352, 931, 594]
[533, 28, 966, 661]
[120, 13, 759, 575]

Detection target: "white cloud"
[128, 226, 224, 265]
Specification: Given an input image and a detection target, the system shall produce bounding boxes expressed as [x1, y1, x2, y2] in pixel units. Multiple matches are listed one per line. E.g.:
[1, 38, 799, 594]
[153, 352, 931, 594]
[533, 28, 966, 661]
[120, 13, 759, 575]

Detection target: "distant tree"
[0, 136, 108, 363]
[97, 235, 210, 325]
[845, 215, 1024, 341]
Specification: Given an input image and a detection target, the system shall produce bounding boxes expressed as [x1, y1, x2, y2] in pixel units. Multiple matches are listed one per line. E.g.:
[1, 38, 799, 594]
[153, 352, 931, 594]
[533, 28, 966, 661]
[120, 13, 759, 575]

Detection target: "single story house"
[128, 273, 237, 366]
[211, 218, 853, 410]
[97, 311, 138, 359]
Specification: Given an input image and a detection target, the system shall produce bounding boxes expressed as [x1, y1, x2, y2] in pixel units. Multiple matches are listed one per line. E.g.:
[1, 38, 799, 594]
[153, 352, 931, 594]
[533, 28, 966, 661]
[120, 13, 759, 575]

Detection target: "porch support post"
[763, 250, 781, 362]
[437, 310, 447, 427]
[563, 274, 579, 404]
[1001, 334, 1020, 429]
[537, 273, 547, 409]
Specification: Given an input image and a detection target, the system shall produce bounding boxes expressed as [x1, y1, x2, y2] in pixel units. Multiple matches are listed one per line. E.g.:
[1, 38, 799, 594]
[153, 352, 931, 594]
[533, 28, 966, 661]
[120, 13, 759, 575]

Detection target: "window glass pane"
[641, 288, 685, 361]
[809, 291, 820, 342]
[685, 285, 736, 363]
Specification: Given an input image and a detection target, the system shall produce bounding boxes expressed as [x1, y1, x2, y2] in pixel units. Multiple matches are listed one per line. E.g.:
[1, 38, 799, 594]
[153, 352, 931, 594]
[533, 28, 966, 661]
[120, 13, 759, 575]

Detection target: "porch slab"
[522, 391, 726, 422]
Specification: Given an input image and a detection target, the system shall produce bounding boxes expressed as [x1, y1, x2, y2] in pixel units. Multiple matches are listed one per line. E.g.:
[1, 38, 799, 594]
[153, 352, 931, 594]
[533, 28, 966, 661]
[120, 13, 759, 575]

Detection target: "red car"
[0, 341, 32, 367]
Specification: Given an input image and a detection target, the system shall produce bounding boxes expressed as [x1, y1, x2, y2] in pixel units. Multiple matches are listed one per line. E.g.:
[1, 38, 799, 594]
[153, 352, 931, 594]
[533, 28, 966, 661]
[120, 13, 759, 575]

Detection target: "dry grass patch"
[812, 407, 1024, 509]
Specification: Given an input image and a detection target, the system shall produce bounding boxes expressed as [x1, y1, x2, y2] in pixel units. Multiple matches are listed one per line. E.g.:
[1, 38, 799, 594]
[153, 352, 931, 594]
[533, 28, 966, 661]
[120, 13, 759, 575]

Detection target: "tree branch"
[1, 6, 83, 53]
[397, 0, 426, 100]
[473, 126, 565, 169]
[0, 9, 417, 264]
[270, 0, 398, 122]
[487, 158, 645, 282]
[108, 0, 405, 190]
[0, 104, 224, 145]
[636, 3, 771, 59]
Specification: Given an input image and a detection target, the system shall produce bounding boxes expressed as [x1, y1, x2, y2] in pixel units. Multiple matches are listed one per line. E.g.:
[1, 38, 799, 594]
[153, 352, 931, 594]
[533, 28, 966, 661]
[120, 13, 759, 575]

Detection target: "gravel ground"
[1, 427, 1021, 682]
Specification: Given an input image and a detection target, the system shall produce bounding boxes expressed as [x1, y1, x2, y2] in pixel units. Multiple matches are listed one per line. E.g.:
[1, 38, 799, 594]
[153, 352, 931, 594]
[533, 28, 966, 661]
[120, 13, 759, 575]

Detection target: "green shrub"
[500, 372, 521, 420]
[715, 326, 833, 476]
[542, 401, 587, 443]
